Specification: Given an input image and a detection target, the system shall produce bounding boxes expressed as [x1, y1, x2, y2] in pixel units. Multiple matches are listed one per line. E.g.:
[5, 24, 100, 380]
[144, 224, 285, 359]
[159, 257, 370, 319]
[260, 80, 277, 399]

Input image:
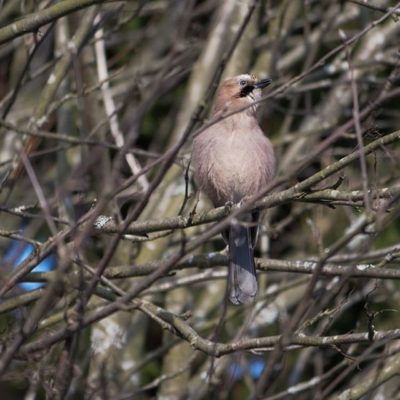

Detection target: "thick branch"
[0, 0, 113, 45]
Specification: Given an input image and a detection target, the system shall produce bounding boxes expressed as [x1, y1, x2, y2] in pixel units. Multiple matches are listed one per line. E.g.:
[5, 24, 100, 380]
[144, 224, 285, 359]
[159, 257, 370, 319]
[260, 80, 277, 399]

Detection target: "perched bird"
[192, 74, 275, 304]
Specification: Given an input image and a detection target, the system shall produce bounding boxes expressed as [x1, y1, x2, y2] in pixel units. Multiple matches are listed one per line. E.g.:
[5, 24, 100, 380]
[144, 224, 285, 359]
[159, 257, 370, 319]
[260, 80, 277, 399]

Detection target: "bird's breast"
[192, 121, 275, 206]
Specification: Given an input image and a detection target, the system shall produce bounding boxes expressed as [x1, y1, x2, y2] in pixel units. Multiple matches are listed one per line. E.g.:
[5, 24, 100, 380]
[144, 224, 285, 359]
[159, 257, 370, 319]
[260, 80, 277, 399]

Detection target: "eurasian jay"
[192, 74, 275, 304]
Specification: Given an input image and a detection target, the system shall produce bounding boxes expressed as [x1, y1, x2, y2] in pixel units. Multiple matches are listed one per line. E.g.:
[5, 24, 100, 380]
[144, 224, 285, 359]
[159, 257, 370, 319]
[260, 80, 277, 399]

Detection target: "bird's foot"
[224, 200, 234, 212]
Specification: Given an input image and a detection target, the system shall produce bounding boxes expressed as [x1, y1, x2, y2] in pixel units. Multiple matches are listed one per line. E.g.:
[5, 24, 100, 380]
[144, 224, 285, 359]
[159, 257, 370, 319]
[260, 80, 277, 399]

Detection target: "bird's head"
[213, 74, 272, 115]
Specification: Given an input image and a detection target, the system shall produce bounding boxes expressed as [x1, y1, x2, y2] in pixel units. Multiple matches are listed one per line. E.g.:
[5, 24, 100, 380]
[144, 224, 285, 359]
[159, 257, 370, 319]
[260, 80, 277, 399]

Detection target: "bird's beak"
[254, 78, 272, 89]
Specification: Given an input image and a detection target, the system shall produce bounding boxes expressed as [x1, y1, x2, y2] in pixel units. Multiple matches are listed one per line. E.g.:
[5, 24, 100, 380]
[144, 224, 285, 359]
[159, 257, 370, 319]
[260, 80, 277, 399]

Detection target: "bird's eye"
[239, 79, 247, 86]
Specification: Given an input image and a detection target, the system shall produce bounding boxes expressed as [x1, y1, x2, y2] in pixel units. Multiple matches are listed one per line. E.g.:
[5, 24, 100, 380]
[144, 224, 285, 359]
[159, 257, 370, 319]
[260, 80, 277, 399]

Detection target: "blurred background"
[1, 0, 400, 398]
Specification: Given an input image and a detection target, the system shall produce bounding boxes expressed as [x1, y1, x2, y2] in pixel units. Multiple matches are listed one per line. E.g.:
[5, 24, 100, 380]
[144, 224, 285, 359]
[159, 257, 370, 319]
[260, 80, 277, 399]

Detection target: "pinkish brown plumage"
[192, 74, 275, 304]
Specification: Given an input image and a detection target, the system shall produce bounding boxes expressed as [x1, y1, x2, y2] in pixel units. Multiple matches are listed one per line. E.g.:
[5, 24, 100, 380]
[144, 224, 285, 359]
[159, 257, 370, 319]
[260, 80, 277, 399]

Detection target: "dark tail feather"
[228, 222, 257, 304]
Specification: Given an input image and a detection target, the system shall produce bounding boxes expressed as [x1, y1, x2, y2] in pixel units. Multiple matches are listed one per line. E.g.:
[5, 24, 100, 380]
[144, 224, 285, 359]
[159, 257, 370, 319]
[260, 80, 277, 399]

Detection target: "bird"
[191, 74, 275, 305]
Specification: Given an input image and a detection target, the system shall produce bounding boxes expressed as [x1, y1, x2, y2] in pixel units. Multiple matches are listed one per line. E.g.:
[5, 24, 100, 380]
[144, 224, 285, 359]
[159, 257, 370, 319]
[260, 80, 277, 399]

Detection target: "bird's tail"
[228, 218, 257, 305]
